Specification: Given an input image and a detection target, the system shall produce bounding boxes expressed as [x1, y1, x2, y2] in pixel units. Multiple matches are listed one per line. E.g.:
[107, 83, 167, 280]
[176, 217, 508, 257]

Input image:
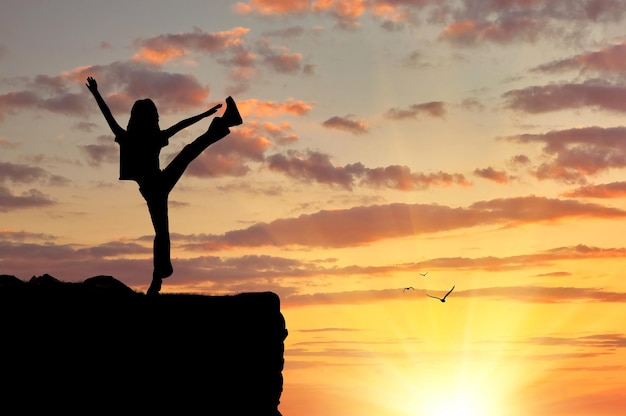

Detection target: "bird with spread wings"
[426, 285, 455, 303]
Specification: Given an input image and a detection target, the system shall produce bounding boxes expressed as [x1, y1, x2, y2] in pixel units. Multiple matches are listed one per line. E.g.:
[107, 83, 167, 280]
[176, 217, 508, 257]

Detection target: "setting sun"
[420, 391, 493, 416]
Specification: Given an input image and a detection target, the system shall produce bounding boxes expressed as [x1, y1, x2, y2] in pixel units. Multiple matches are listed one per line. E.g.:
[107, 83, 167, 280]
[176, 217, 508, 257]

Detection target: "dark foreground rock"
[0, 274, 287, 415]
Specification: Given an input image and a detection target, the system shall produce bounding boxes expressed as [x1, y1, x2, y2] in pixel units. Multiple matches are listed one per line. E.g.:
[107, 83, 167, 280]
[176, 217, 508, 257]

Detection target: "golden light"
[418, 386, 495, 416]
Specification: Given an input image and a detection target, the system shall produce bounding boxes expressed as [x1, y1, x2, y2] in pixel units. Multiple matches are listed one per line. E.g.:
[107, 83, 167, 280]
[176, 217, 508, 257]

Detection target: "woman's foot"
[222, 96, 242, 127]
[147, 278, 162, 296]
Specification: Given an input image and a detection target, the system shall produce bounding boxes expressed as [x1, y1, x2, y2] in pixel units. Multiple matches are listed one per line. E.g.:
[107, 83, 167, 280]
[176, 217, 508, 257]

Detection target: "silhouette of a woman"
[86, 77, 242, 295]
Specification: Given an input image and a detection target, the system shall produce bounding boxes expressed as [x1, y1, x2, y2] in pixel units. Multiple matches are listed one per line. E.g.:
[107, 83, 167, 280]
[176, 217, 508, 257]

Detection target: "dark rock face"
[0, 274, 287, 415]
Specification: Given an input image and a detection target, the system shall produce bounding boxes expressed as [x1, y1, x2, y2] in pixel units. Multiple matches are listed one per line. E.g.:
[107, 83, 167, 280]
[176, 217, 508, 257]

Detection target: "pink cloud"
[0, 161, 69, 187]
[356, 164, 471, 190]
[260, 121, 298, 144]
[385, 101, 445, 119]
[439, 16, 545, 45]
[130, 26, 313, 93]
[262, 26, 307, 38]
[506, 126, 626, 183]
[457, 285, 626, 303]
[314, 0, 366, 29]
[266, 150, 470, 190]
[80, 143, 118, 167]
[233, 0, 626, 41]
[562, 181, 626, 198]
[503, 81, 626, 114]
[132, 27, 250, 64]
[474, 166, 512, 184]
[249, 37, 306, 75]
[0, 186, 55, 212]
[187, 196, 625, 250]
[527, 333, 626, 348]
[533, 41, 626, 74]
[371, 0, 431, 29]
[416, 244, 626, 272]
[177, 126, 271, 178]
[234, 0, 310, 15]
[0, 162, 51, 184]
[0, 89, 89, 122]
[267, 151, 355, 189]
[0, 62, 217, 124]
[238, 98, 313, 118]
[436, 1, 626, 46]
[262, 50, 304, 74]
[468, 196, 624, 223]
[510, 154, 531, 166]
[322, 115, 369, 135]
[2, 236, 626, 298]
[235, 0, 367, 29]
[1, 230, 57, 242]
[162, 120, 292, 179]
[282, 284, 626, 308]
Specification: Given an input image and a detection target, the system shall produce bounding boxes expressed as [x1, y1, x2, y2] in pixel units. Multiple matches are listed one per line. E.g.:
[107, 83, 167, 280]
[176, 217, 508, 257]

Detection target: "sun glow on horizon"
[417, 386, 497, 416]
[348, 297, 538, 416]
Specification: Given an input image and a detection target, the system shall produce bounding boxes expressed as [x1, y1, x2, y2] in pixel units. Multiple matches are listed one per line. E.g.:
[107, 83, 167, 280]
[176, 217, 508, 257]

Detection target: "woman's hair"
[127, 99, 160, 136]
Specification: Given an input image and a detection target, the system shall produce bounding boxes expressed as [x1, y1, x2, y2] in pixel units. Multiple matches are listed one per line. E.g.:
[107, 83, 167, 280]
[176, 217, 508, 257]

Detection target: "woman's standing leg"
[140, 178, 173, 295]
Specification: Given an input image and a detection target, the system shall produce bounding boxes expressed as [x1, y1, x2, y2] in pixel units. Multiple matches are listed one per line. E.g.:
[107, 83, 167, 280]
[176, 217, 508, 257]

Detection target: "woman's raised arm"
[162, 103, 222, 140]
[86, 77, 124, 137]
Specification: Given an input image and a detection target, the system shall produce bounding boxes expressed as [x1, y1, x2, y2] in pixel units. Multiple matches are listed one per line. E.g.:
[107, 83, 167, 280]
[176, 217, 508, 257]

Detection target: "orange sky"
[2, 1, 626, 414]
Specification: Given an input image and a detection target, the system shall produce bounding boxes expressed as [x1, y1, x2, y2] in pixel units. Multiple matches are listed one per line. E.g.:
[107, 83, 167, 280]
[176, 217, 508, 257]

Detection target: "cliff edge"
[0, 274, 287, 415]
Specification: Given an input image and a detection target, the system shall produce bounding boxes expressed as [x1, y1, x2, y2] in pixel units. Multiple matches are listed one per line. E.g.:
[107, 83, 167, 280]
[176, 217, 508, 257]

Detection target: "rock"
[28, 273, 62, 286]
[0, 274, 287, 415]
[82, 275, 137, 294]
[0, 274, 24, 286]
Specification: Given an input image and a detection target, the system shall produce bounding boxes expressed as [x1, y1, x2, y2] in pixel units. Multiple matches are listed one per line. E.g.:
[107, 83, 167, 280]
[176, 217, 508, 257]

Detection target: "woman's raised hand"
[86, 77, 98, 92]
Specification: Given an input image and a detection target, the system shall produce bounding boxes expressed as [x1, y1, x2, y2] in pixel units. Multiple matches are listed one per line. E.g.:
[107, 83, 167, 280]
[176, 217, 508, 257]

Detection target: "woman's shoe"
[222, 96, 242, 127]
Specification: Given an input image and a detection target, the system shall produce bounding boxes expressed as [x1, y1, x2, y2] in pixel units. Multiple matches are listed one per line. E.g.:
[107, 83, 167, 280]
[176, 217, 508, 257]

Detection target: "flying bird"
[426, 285, 455, 303]
[419, 272, 429, 277]
[403, 287, 415, 292]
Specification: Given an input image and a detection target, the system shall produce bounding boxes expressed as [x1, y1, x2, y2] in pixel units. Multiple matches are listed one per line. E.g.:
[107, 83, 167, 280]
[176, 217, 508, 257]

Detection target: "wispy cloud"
[322, 115, 369, 135]
[474, 166, 513, 184]
[0, 61, 215, 123]
[439, 0, 626, 46]
[384, 101, 445, 120]
[504, 126, 626, 183]
[233, 0, 626, 44]
[0, 186, 56, 212]
[266, 150, 470, 190]
[526, 333, 626, 348]
[503, 80, 626, 114]
[238, 98, 313, 117]
[179, 126, 272, 178]
[0, 162, 53, 184]
[562, 181, 626, 198]
[415, 244, 626, 272]
[532, 41, 626, 74]
[132, 27, 250, 64]
[439, 15, 546, 46]
[2, 236, 625, 301]
[283, 284, 626, 307]
[80, 137, 118, 167]
[0, 161, 69, 186]
[0, 88, 89, 123]
[181, 196, 626, 250]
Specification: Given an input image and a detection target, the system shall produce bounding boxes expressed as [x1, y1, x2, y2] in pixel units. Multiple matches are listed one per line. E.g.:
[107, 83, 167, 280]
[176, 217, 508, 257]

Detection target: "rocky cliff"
[0, 274, 287, 415]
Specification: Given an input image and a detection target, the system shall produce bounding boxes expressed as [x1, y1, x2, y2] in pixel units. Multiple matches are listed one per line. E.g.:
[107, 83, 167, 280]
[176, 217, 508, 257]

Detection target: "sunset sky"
[3, 1, 626, 414]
